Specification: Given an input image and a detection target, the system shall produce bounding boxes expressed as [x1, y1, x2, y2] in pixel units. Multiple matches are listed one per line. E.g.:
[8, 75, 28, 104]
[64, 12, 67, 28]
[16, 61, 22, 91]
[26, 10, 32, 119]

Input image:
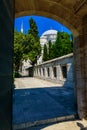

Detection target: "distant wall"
[34, 53, 74, 87]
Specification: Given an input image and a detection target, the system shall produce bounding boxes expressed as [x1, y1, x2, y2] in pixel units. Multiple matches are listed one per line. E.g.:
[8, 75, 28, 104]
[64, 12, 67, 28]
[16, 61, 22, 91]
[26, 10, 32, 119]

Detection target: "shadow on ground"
[77, 122, 87, 130]
[12, 83, 77, 126]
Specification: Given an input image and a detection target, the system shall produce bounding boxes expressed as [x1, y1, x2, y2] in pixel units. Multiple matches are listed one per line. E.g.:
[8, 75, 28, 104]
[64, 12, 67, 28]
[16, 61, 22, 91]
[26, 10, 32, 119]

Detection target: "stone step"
[13, 114, 78, 130]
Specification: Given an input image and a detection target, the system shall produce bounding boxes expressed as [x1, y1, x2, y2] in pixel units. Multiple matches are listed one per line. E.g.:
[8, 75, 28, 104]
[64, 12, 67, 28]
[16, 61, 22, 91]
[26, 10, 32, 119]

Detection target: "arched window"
[61, 65, 67, 79]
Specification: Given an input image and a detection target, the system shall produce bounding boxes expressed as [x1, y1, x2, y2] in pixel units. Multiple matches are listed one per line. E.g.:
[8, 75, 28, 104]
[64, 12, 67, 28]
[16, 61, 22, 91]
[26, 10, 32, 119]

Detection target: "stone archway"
[0, 1, 87, 129]
[15, 0, 80, 36]
[15, 0, 87, 119]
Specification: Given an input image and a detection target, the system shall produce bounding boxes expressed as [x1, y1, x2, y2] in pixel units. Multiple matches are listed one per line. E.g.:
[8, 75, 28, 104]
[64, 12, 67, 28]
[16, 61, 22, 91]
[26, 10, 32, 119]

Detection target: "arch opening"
[14, 0, 87, 124]
[13, 14, 78, 128]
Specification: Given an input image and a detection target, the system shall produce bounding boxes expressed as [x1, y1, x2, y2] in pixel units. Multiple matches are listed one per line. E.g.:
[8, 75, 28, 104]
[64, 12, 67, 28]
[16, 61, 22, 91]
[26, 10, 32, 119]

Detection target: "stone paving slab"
[14, 77, 63, 89]
[13, 120, 87, 130]
[13, 78, 77, 129]
[28, 120, 87, 130]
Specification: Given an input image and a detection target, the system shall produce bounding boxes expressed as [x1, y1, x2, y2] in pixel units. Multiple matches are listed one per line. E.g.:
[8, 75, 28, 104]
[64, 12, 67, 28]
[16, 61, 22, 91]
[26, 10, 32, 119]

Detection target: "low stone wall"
[34, 53, 74, 86]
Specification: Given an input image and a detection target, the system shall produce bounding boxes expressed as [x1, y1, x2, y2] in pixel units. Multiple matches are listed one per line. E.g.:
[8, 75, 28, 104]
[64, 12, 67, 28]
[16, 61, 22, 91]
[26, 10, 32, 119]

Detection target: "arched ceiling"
[15, 0, 87, 36]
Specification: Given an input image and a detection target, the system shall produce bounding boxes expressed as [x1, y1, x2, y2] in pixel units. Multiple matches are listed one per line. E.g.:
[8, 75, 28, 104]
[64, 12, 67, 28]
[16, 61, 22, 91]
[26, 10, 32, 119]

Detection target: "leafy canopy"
[43, 32, 73, 62]
[27, 18, 41, 65]
[14, 31, 26, 72]
[14, 18, 41, 73]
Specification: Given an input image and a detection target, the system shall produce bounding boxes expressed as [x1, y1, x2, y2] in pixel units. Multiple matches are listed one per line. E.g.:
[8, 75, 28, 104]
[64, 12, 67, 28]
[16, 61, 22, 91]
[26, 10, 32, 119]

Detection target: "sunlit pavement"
[18, 120, 87, 130]
[13, 77, 77, 129]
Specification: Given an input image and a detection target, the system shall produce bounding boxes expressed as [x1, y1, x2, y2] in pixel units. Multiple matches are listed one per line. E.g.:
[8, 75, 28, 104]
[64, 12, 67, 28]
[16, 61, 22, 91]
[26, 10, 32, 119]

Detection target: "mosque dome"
[37, 29, 58, 64]
[41, 29, 57, 36]
[40, 29, 58, 45]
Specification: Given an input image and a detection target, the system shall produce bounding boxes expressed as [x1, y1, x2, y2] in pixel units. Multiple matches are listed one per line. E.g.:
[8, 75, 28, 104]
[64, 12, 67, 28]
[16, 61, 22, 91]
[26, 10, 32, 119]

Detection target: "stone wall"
[15, 0, 87, 120]
[34, 53, 74, 87]
[0, 0, 13, 129]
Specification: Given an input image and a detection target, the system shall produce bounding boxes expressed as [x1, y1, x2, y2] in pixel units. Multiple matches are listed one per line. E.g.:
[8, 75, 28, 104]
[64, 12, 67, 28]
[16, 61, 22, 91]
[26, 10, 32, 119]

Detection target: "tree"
[48, 40, 54, 60]
[43, 44, 49, 61]
[70, 33, 73, 49]
[25, 34, 41, 65]
[48, 40, 52, 60]
[53, 32, 61, 57]
[59, 32, 73, 56]
[14, 18, 41, 75]
[43, 32, 73, 61]
[14, 31, 25, 73]
[53, 32, 73, 58]
[28, 18, 39, 42]
[27, 18, 41, 65]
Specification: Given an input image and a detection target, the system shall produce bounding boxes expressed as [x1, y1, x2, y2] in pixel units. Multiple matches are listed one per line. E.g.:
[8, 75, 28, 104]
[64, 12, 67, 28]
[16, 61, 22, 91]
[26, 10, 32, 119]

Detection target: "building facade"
[37, 29, 58, 64]
[34, 53, 74, 86]
[21, 29, 58, 72]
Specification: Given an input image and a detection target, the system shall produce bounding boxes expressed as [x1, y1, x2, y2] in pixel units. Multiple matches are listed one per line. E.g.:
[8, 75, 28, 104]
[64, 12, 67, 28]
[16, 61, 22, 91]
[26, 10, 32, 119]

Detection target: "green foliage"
[25, 34, 41, 65]
[57, 32, 73, 56]
[14, 17, 73, 72]
[13, 71, 21, 78]
[43, 44, 49, 61]
[14, 31, 25, 72]
[43, 32, 73, 62]
[48, 41, 52, 60]
[14, 18, 41, 73]
[28, 18, 39, 42]
[27, 18, 41, 65]
[70, 33, 73, 49]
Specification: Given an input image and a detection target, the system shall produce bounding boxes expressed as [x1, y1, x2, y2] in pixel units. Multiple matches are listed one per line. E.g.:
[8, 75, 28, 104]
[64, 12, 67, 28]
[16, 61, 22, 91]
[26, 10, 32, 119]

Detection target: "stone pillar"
[57, 65, 63, 80]
[56, 65, 62, 80]
[0, 0, 13, 129]
[45, 67, 48, 78]
[56, 66, 58, 79]
[35, 68, 37, 76]
[33, 68, 35, 76]
[34, 68, 37, 76]
[38, 68, 40, 77]
[67, 63, 74, 81]
[36, 67, 38, 76]
[50, 66, 54, 79]
[35, 67, 37, 76]
[74, 15, 87, 119]
[41, 67, 43, 77]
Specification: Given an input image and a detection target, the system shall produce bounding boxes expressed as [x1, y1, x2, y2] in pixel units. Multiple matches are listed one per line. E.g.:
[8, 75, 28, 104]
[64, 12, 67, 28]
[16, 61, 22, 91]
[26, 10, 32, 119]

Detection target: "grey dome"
[42, 29, 57, 36]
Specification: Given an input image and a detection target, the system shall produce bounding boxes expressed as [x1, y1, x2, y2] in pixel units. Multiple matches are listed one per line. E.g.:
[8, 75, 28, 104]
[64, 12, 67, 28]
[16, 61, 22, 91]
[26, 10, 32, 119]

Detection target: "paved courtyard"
[13, 77, 77, 129]
[16, 120, 87, 130]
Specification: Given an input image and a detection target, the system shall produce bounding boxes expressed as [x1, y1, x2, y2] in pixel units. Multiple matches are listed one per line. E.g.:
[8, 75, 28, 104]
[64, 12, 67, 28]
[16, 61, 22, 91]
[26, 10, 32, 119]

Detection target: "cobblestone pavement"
[13, 77, 82, 130]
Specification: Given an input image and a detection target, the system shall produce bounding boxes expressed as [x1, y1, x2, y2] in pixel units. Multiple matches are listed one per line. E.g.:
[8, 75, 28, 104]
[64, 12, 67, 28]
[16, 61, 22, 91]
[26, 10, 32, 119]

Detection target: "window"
[39, 68, 41, 76]
[62, 65, 67, 79]
[47, 68, 50, 77]
[53, 67, 57, 78]
[37, 68, 38, 74]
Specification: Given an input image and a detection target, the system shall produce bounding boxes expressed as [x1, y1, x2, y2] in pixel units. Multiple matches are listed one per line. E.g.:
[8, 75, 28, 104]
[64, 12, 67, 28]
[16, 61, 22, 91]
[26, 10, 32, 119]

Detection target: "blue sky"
[14, 16, 71, 36]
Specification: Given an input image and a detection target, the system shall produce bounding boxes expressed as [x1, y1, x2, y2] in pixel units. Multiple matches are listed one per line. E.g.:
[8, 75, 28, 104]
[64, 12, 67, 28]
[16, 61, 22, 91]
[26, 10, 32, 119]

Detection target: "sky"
[14, 16, 71, 36]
